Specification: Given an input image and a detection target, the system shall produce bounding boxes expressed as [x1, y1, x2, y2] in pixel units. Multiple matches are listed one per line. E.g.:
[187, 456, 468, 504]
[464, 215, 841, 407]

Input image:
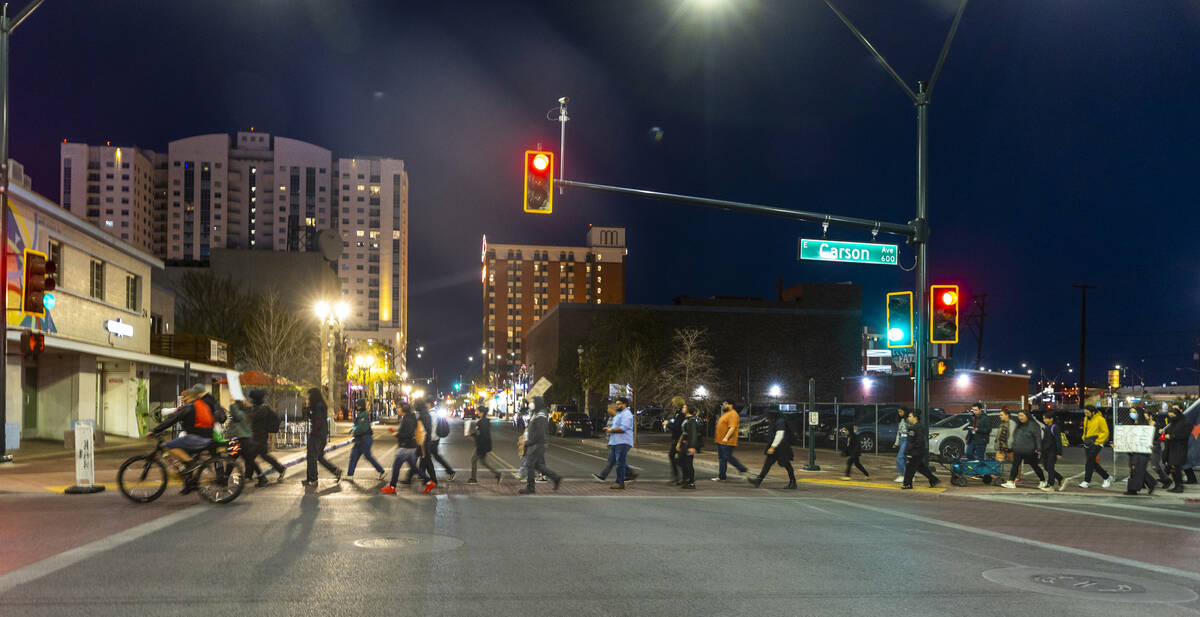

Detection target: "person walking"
[302, 388, 342, 487]
[1124, 407, 1158, 495]
[596, 398, 636, 489]
[346, 404, 385, 481]
[467, 412, 503, 484]
[1078, 406, 1112, 488]
[247, 389, 285, 486]
[712, 399, 749, 481]
[893, 407, 909, 483]
[1002, 410, 1044, 489]
[1175, 403, 1198, 485]
[381, 403, 435, 494]
[994, 408, 1013, 465]
[964, 403, 991, 461]
[226, 398, 262, 483]
[412, 400, 441, 485]
[901, 410, 940, 489]
[1164, 404, 1193, 493]
[427, 407, 457, 480]
[1040, 410, 1065, 491]
[748, 412, 797, 489]
[665, 403, 686, 484]
[676, 404, 699, 489]
[518, 398, 561, 495]
[840, 425, 870, 480]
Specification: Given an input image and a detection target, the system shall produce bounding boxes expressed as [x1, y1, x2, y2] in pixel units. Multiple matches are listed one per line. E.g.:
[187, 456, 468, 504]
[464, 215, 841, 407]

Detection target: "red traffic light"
[523, 150, 554, 214]
[940, 290, 957, 306]
[531, 153, 550, 172]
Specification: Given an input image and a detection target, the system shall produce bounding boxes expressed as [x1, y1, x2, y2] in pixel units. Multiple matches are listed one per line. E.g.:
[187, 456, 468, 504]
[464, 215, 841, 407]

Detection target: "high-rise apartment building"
[59, 132, 409, 373]
[332, 156, 408, 354]
[59, 143, 164, 253]
[165, 131, 333, 261]
[481, 226, 627, 371]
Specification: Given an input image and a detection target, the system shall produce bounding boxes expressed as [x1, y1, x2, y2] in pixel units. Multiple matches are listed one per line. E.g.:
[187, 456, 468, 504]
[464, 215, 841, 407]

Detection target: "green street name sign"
[798, 238, 898, 266]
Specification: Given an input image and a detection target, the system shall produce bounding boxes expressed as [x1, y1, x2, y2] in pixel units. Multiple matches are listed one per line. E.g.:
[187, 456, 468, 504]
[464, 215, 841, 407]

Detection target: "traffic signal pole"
[0, 0, 46, 463]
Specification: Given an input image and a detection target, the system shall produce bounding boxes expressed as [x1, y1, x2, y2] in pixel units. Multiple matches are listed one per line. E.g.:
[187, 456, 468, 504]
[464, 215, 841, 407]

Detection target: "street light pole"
[0, 0, 45, 463]
[824, 0, 967, 428]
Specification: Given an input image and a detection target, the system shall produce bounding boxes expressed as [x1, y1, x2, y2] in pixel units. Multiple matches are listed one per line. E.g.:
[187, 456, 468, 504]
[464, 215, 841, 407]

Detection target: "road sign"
[1108, 369, 1120, 389]
[808, 411, 819, 425]
[798, 238, 898, 265]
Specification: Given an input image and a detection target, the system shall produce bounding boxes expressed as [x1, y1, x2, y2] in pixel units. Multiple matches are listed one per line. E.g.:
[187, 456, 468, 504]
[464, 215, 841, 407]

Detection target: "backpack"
[685, 418, 704, 451]
[262, 406, 282, 433]
[436, 416, 450, 438]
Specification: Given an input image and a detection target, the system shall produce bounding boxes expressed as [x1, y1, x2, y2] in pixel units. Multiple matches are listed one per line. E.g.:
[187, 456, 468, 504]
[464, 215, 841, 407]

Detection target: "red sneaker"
[423, 481, 437, 494]
[380, 485, 396, 495]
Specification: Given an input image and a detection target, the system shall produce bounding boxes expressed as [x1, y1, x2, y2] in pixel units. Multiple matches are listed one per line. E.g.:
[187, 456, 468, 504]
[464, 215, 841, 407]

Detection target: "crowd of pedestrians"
[206, 386, 1199, 499]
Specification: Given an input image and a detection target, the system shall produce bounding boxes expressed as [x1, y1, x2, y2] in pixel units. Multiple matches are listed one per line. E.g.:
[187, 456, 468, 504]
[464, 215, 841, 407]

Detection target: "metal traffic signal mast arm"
[554, 178, 922, 241]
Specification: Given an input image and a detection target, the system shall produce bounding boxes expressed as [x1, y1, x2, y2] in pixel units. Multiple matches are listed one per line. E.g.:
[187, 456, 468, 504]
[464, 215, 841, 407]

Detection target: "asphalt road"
[1, 419, 1198, 617]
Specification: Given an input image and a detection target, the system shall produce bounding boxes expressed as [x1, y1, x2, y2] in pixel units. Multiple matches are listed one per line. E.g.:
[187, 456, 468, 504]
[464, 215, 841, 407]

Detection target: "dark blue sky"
[10, 1, 1199, 389]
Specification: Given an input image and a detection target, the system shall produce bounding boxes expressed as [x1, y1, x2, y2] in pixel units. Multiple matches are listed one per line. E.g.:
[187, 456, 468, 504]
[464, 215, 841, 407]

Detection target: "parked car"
[927, 411, 1045, 461]
[556, 412, 593, 437]
[850, 406, 947, 454]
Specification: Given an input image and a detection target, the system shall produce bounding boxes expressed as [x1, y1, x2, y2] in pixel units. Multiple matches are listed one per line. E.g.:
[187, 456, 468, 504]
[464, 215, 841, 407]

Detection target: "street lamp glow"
[314, 300, 330, 320]
[956, 373, 970, 387]
[768, 384, 782, 397]
[413, 389, 425, 400]
[401, 384, 412, 395]
[401, 371, 408, 379]
[334, 301, 349, 320]
[694, 385, 708, 398]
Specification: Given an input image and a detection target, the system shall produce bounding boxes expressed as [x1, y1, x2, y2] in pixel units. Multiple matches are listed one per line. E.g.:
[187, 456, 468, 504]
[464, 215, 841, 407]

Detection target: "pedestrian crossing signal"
[523, 150, 554, 214]
[885, 291, 913, 348]
[21, 330, 44, 357]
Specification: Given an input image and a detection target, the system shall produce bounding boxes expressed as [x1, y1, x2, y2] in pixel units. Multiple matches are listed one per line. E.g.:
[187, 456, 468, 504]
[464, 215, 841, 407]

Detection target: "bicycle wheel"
[195, 456, 244, 504]
[117, 455, 169, 503]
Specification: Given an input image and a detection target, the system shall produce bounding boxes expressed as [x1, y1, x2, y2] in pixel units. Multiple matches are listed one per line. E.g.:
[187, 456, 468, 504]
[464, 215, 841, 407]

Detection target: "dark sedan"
[556, 412, 593, 437]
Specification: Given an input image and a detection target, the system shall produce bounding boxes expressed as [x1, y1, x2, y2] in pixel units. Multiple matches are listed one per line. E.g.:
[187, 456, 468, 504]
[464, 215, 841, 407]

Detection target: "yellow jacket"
[1083, 413, 1109, 446]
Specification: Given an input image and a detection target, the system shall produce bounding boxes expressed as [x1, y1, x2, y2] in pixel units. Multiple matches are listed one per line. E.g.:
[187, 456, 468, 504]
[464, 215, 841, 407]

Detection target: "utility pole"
[965, 293, 988, 369]
[1072, 284, 1096, 409]
[0, 0, 46, 463]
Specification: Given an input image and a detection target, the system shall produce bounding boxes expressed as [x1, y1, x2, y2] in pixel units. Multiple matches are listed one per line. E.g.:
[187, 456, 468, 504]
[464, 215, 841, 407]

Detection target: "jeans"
[524, 444, 559, 489]
[717, 444, 747, 479]
[306, 434, 340, 482]
[165, 434, 213, 453]
[1009, 453, 1045, 482]
[668, 443, 681, 480]
[895, 438, 907, 475]
[470, 449, 501, 480]
[390, 447, 427, 486]
[347, 434, 384, 476]
[903, 455, 937, 486]
[1041, 452, 1063, 486]
[603, 444, 632, 484]
[1083, 444, 1109, 482]
[966, 441, 987, 461]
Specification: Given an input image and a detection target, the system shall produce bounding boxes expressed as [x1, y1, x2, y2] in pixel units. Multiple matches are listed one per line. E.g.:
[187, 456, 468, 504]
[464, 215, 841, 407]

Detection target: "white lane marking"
[965, 493, 1200, 519]
[975, 499, 1200, 532]
[803, 503, 836, 515]
[821, 497, 1200, 583]
[0, 505, 206, 595]
[547, 442, 611, 462]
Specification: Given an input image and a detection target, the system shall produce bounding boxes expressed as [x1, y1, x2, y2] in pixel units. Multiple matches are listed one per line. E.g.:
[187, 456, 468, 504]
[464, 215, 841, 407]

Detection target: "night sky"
[9, 1, 1200, 391]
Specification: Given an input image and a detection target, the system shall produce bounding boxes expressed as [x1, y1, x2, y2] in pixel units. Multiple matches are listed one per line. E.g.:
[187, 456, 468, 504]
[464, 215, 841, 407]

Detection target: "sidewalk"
[564, 432, 1200, 503]
[0, 422, 356, 494]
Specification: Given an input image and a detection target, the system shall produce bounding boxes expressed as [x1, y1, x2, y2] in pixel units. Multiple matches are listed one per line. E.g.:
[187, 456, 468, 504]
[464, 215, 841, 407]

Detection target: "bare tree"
[174, 271, 256, 364]
[244, 291, 319, 403]
[619, 343, 659, 412]
[658, 328, 721, 418]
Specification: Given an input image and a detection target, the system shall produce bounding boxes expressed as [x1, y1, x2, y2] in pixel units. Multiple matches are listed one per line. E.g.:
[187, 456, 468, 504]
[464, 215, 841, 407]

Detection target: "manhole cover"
[351, 534, 463, 554]
[1029, 573, 1145, 594]
[983, 567, 1197, 604]
[354, 536, 422, 549]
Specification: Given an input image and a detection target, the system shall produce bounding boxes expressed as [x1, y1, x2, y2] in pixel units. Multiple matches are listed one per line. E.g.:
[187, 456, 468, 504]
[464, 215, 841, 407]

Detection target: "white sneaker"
[710, 477, 726, 482]
[1037, 482, 1047, 489]
[1078, 481, 1090, 488]
[894, 476, 905, 483]
[1001, 481, 1017, 489]
[1101, 478, 1113, 488]
[1039, 484, 1054, 492]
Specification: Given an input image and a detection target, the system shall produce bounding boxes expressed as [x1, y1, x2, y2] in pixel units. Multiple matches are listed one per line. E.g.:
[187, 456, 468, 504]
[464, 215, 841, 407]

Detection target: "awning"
[6, 330, 229, 375]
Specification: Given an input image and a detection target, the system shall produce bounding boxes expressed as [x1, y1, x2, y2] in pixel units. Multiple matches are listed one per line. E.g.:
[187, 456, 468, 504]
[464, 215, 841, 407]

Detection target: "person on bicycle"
[150, 385, 219, 491]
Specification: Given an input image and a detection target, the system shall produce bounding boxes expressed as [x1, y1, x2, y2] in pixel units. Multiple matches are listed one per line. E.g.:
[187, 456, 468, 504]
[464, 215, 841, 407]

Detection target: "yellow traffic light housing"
[885, 291, 913, 348]
[523, 150, 554, 214]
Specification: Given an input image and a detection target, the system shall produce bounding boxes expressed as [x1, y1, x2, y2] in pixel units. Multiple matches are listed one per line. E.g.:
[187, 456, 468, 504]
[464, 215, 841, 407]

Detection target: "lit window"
[357, 185, 365, 191]
[356, 230, 365, 237]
